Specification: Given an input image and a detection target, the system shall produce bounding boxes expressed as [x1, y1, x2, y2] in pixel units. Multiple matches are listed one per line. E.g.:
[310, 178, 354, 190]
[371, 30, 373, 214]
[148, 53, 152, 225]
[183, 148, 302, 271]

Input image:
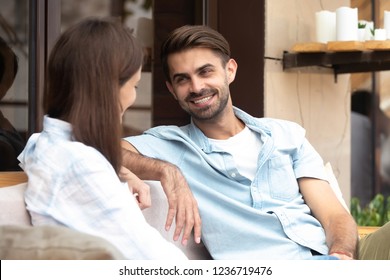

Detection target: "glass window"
[60, 0, 153, 136]
[0, 0, 29, 171]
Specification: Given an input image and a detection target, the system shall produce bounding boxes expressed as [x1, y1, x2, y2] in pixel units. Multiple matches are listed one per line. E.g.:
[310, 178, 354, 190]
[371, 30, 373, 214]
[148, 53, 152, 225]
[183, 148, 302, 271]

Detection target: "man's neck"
[193, 107, 245, 140]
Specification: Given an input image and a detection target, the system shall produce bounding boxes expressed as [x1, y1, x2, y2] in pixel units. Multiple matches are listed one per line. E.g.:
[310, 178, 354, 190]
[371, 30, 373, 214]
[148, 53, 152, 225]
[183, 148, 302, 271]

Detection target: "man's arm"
[121, 140, 201, 246]
[299, 177, 358, 260]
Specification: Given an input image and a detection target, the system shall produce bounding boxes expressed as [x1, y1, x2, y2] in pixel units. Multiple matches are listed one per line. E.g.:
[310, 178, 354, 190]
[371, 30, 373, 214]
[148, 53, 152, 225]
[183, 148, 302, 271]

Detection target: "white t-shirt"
[208, 126, 262, 181]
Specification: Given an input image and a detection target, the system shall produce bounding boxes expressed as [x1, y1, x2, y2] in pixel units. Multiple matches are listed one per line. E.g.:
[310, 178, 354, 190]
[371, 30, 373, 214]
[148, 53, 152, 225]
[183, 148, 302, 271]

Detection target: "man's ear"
[165, 81, 178, 100]
[226, 58, 238, 84]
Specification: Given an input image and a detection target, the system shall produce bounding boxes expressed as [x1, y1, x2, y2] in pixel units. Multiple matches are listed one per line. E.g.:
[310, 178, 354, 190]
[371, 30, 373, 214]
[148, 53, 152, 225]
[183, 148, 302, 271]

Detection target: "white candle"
[315, 10, 336, 43]
[384, 11, 390, 39]
[336, 7, 358, 41]
[374, 29, 387, 40]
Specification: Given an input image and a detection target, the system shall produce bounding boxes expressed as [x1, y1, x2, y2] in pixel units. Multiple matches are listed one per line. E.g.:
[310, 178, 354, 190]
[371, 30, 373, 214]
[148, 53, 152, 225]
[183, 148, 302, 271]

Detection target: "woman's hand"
[119, 166, 151, 210]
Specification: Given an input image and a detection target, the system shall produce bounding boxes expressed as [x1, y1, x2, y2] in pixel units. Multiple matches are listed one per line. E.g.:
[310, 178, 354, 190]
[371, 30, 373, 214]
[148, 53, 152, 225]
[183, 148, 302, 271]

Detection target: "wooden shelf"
[283, 41, 390, 79]
[283, 50, 390, 74]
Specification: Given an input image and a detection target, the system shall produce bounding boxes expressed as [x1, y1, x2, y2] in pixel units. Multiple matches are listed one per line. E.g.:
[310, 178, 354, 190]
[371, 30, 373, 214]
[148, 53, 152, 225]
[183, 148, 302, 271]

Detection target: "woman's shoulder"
[21, 129, 111, 175]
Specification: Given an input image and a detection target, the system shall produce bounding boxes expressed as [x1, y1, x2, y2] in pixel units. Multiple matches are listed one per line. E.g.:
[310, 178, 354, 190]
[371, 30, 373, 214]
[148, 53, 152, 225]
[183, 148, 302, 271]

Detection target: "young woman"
[18, 18, 187, 260]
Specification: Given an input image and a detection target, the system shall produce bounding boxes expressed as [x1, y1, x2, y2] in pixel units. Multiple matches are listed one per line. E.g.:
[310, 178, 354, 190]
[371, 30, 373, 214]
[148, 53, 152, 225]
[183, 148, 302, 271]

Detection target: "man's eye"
[200, 68, 212, 76]
[175, 77, 187, 84]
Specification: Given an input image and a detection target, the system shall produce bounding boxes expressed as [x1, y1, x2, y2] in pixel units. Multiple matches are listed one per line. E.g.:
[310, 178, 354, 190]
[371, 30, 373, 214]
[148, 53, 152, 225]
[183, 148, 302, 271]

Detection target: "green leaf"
[358, 22, 367, 29]
[351, 194, 390, 226]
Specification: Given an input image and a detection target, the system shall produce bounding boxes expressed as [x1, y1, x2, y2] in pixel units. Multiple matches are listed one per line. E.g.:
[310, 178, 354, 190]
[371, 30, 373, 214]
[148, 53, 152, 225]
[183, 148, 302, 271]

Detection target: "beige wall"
[264, 0, 352, 204]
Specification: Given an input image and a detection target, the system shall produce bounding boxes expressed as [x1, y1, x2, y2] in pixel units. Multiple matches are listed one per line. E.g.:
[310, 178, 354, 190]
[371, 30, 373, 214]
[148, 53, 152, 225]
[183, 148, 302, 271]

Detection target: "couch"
[0, 170, 378, 260]
[0, 171, 211, 260]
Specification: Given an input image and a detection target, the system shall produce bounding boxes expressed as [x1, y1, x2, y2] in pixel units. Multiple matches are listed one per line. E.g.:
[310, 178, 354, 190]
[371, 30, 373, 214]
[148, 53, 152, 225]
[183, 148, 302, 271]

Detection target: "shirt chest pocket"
[267, 155, 299, 201]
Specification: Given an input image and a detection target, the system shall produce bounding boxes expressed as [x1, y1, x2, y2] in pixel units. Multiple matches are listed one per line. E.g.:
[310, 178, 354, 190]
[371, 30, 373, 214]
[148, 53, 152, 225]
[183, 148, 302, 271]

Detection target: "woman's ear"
[226, 58, 238, 84]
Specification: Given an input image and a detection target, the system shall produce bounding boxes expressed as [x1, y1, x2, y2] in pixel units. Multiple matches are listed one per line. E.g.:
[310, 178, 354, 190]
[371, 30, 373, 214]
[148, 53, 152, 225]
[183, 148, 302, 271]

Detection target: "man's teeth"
[194, 96, 212, 104]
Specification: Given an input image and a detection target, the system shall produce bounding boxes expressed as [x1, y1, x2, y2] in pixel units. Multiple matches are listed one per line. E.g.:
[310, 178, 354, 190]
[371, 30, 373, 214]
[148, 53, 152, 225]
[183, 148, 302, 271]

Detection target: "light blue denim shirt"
[125, 107, 330, 259]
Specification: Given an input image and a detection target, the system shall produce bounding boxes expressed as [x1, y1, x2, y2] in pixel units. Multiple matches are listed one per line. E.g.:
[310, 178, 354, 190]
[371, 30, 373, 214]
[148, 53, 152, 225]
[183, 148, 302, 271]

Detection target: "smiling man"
[121, 25, 362, 260]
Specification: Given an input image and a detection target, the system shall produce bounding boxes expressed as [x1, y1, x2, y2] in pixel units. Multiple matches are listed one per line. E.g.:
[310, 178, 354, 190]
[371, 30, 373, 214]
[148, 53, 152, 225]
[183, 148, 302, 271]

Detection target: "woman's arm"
[119, 166, 151, 210]
[48, 160, 188, 260]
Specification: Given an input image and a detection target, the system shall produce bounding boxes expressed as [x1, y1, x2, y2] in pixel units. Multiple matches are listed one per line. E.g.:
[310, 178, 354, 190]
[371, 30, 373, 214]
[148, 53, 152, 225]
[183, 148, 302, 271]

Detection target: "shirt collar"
[187, 106, 272, 153]
[43, 115, 73, 140]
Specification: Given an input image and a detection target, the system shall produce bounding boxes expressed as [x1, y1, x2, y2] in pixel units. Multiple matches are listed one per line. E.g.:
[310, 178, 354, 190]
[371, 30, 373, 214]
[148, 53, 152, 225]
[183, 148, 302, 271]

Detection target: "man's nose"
[189, 77, 204, 93]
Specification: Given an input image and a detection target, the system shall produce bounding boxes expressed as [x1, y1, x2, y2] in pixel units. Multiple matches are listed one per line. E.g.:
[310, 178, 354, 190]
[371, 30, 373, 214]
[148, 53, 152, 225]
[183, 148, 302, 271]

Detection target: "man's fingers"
[165, 207, 176, 232]
[180, 211, 195, 246]
[173, 205, 186, 243]
[192, 203, 202, 244]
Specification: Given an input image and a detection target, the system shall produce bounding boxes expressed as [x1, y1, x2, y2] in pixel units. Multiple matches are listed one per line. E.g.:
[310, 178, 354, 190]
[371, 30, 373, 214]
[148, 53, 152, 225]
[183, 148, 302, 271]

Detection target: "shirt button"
[231, 173, 236, 178]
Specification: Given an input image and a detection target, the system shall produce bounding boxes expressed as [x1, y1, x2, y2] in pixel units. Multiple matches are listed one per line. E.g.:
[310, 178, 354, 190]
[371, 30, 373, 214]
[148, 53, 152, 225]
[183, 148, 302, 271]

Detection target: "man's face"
[165, 48, 237, 121]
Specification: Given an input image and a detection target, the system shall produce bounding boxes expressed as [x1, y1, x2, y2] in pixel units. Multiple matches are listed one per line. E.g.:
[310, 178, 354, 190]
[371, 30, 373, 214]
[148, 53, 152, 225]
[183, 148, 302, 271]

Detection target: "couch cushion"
[0, 225, 124, 260]
[324, 162, 349, 212]
[0, 182, 31, 226]
[143, 180, 212, 260]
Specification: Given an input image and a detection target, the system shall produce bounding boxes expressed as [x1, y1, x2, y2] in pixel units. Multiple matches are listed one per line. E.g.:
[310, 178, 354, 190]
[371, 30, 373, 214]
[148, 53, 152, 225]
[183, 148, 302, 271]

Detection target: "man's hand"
[329, 251, 354, 260]
[121, 145, 202, 246]
[119, 166, 151, 210]
[159, 165, 202, 246]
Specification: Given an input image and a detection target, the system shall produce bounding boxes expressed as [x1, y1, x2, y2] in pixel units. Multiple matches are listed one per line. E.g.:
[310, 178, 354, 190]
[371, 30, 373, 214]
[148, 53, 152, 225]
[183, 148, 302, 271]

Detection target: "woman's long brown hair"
[44, 18, 143, 172]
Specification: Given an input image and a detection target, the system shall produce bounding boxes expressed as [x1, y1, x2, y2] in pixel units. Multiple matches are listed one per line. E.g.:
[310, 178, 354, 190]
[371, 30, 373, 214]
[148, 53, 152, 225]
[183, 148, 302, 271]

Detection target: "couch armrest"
[358, 226, 380, 239]
[0, 171, 28, 187]
[0, 182, 31, 226]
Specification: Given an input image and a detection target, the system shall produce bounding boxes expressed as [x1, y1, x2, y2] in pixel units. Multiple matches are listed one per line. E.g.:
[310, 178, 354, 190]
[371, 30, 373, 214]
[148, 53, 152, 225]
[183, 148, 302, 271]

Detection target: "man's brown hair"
[160, 25, 231, 82]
